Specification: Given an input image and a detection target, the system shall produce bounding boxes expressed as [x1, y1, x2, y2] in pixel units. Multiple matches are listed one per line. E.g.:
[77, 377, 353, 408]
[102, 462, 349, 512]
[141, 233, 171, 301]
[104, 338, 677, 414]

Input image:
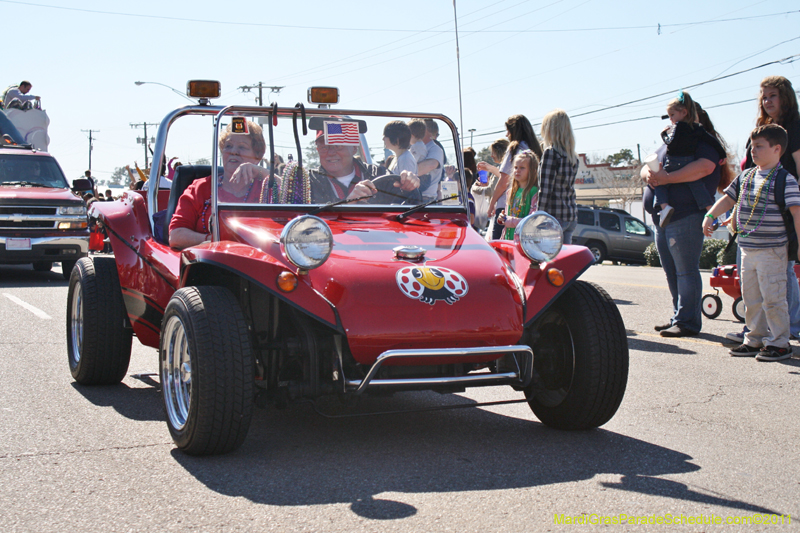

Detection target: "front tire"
[525, 281, 628, 429]
[160, 286, 254, 456]
[66, 257, 132, 384]
[32, 261, 52, 272]
[61, 260, 77, 280]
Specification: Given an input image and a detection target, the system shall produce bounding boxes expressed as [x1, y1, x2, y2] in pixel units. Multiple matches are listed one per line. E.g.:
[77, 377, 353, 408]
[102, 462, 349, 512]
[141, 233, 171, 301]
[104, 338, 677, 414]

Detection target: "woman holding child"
[642, 91, 729, 338]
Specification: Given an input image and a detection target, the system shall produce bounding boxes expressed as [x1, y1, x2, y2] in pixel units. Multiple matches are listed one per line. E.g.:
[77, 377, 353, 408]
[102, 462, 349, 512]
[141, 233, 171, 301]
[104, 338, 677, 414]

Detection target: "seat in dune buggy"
[156, 165, 211, 245]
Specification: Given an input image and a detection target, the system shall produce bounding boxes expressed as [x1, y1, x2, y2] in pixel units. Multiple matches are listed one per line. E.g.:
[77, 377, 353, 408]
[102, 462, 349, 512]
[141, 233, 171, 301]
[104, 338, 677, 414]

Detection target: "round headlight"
[514, 211, 563, 262]
[280, 215, 333, 270]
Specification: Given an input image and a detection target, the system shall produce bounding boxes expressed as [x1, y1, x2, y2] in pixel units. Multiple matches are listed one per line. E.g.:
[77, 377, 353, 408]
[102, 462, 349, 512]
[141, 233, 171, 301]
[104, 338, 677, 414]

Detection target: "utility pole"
[238, 83, 284, 106]
[468, 128, 476, 147]
[130, 122, 158, 168]
[81, 129, 98, 171]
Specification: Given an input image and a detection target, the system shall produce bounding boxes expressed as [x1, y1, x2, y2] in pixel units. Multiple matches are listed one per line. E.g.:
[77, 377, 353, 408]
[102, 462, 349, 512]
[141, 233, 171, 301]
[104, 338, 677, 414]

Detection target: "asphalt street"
[0, 260, 798, 532]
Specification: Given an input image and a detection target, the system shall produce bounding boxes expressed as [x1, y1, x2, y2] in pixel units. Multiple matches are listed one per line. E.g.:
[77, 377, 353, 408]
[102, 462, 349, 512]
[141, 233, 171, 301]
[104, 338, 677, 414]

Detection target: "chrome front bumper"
[345, 345, 533, 395]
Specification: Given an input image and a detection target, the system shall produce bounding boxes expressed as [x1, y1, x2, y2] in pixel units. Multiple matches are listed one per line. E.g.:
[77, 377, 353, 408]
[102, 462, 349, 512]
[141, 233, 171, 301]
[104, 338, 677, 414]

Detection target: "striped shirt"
[725, 166, 800, 249]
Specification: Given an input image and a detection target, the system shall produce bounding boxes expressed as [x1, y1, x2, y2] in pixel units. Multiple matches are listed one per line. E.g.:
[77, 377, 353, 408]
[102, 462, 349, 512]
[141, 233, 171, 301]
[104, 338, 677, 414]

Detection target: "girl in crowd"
[537, 109, 579, 243]
[473, 138, 508, 230]
[498, 150, 540, 240]
[484, 115, 543, 240]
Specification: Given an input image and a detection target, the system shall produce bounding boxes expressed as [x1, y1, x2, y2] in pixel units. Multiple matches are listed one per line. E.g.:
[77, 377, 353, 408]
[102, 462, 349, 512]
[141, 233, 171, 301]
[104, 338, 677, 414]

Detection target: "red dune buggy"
[65, 83, 628, 455]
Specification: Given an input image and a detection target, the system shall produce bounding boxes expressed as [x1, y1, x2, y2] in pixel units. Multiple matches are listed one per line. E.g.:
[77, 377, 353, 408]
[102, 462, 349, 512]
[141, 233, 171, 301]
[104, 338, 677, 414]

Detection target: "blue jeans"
[655, 212, 704, 332]
[558, 218, 577, 244]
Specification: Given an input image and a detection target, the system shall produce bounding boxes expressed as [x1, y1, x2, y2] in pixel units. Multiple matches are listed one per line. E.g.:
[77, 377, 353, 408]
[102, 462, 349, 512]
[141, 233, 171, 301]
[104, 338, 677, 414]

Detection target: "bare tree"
[594, 164, 644, 213]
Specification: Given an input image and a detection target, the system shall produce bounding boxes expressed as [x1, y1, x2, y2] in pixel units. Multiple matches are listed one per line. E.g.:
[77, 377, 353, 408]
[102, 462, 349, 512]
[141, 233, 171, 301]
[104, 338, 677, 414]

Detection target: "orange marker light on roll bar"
[546, 268, 565, 287]
[187, 80, 221, 99]
[277, 271, 298, 292]
[307, 87, 339, 105]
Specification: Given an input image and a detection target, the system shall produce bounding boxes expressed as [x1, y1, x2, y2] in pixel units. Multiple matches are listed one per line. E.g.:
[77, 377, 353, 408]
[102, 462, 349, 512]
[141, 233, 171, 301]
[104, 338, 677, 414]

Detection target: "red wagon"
[703, 263, 800, 322]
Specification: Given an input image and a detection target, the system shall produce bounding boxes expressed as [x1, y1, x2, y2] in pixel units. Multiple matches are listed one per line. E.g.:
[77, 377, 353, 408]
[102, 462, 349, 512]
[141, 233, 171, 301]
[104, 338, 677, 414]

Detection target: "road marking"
[2, 293, 51, 320]
[600, 281, 668, 289]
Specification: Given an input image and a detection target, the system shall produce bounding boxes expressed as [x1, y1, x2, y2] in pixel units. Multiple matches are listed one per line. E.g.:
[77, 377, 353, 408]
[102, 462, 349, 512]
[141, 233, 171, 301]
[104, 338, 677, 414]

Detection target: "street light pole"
[134, 81, 194, 102]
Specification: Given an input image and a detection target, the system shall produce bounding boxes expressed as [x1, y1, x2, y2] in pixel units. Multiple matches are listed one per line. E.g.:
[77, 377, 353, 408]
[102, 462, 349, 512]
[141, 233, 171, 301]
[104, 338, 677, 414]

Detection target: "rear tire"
[701, 294, 722, 319]
[586, 242, 607, 264]
[160, 286, 254, 456]
[525, 281, 628, 429]
[66, 257, 132, 384]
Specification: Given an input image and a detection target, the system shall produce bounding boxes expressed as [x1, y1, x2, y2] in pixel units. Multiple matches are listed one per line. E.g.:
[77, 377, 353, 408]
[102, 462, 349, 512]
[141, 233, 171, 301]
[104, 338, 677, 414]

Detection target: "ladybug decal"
[396, 266, 469, 305]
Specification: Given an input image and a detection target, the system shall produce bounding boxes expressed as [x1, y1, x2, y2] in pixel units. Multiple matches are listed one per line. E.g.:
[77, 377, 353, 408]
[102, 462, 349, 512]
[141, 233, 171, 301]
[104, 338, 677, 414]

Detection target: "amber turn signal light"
[187, 80, 221, 99]
[307, 87, 339, 105]
[277, 271, 298, 292]
[546, 268, 565, 287]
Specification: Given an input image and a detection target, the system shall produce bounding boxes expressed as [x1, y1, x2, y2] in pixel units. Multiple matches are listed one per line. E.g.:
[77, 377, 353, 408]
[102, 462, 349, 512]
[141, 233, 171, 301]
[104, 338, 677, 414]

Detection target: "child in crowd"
[703, 124, 800, 361]
[407, 119, 428, 163]
[383, 120, 417, 175]
[497, 150, 540, 240]
[652, 92, 725, 226]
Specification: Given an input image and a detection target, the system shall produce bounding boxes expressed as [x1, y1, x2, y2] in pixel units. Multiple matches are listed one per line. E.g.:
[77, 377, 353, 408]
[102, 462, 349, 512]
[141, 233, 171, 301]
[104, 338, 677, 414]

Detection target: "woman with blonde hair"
[537, 109, 579, 243]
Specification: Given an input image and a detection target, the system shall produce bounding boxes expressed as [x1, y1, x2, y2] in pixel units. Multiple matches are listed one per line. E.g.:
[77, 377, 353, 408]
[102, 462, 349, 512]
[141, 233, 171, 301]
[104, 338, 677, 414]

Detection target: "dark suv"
[573, 205, 653, 264]
[0, 144, 89, 277]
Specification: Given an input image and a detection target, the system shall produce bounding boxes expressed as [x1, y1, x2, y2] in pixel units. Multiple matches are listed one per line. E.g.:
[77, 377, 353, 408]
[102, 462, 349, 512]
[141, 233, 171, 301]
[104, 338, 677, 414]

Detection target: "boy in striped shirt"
[703, 124, 800, 361]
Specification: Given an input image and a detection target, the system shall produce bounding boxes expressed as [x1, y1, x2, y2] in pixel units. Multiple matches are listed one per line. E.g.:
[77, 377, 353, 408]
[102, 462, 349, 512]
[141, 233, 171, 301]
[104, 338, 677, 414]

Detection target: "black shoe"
[756, 346, 792, 362]
[730, 343, 761, 357]
[660, 325, 699, 337]
[654, 322, 673, 332]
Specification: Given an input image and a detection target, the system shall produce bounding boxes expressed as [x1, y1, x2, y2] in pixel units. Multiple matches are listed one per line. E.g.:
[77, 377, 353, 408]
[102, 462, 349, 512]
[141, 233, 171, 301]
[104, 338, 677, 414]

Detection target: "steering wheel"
[368, 174, 422, 205]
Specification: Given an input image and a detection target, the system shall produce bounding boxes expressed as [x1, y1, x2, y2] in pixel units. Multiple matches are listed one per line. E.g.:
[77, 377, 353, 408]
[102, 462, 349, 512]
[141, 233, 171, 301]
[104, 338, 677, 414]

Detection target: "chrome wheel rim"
[69, 280, 83, 364]
[590, 247, 602, 263]
[161, 315, 191, 431]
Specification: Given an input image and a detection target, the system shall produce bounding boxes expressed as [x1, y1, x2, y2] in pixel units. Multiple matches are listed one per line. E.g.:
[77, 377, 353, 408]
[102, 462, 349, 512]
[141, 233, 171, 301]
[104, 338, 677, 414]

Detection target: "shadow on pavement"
[168, 391, 779, 519]
[628, 336, 696, 355]
[0, 264, 68, 287]
[70, 380, 162, 422]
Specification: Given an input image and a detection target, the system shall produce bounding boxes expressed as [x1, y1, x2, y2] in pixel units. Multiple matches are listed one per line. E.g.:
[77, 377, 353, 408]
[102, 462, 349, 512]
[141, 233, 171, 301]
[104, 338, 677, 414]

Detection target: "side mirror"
[72, 178, 92, 191]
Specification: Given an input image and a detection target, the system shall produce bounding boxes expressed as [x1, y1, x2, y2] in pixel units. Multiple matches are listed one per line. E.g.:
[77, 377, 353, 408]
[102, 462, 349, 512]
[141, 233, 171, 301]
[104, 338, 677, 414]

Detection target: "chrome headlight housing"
[58, 205, 87, 216]
[514, 211, 563, 262]
[280, 215, 333, 270]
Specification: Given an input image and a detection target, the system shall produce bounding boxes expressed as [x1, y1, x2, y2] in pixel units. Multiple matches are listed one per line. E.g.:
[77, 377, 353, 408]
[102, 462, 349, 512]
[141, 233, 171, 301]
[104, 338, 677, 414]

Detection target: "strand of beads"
[279, 162, 310, 204]
[735, 165, 778, 236]
[259, 173, 279, 203]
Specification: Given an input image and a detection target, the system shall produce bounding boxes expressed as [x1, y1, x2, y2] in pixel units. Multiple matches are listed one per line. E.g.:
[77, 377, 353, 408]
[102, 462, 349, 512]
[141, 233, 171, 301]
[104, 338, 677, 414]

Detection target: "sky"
[2, 0, 799, 186]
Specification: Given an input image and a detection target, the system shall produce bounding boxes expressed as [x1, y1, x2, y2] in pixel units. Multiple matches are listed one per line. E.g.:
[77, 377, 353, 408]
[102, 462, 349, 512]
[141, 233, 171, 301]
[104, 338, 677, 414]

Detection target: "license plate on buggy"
[6, 238, 31, 250]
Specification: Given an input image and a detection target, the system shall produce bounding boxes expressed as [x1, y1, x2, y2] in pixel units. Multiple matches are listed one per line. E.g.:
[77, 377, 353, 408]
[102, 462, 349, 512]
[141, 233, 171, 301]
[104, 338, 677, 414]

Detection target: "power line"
[2, 1, 794, 33]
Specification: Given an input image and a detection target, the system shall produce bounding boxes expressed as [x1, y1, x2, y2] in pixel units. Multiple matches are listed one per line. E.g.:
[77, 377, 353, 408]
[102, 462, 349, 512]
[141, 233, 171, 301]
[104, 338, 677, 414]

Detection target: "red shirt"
[168, 176, 264, 235]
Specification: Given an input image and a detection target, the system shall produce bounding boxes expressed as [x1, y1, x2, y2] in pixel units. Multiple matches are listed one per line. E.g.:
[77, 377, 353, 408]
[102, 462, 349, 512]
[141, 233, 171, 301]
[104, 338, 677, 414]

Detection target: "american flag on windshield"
[324, 121, 360, 145]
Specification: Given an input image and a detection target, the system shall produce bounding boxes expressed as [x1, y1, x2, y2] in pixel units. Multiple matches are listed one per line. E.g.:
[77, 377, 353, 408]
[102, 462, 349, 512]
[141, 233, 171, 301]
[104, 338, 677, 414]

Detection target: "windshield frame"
[147, 105, 466, 241]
